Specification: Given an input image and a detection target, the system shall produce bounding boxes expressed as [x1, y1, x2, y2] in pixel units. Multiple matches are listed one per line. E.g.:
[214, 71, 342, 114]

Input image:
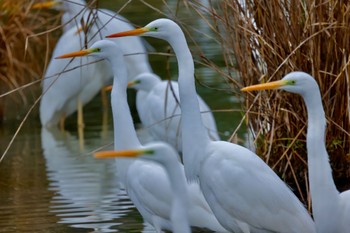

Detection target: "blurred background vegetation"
[0, 0, 61, 122]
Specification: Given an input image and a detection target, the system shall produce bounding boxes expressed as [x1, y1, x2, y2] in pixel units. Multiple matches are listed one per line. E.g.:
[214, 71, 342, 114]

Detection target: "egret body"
[94, 143, 191, 233]
[242, 71, 350, 233]
[36, 0, 151, 128]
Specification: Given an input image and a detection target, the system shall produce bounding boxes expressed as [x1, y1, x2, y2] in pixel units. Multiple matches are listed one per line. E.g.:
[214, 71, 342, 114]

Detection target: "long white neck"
[108, 56, 141, 149]
[106, 53, 141, 185]
[162, 155, 191, 233]
[167, 27, 210, 181]
[303, 90, 339, 230]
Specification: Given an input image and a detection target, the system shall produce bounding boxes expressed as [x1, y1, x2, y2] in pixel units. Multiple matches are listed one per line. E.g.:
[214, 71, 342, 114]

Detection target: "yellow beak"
[55, 48, 95, 59]
[32, 1, 61, 9]
[127, 80, 137, 88]
[94, 149, 147, 159]
[106, 28, 149, 38]
[241, 80, 287, 92]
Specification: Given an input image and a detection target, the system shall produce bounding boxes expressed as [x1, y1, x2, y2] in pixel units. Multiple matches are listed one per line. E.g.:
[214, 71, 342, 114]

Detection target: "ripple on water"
[41, 128, 144, 232]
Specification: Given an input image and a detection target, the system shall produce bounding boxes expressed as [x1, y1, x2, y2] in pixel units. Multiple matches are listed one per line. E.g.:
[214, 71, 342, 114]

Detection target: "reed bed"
[0, 0, 60, 113]
[195, 0, 350, 204]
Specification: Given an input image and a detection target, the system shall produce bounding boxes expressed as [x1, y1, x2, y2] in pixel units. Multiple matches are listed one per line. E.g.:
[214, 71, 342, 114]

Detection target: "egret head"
[55, 40, 119, 61]
[94, 142, 180, 166]
[128, 73, 161, 92]
[106, 18, 181, 42]
[241, 71, 319, 97]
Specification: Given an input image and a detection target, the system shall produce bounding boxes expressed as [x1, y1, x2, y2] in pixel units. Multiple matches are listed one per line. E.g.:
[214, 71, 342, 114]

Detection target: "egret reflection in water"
[41, 127, 140, 232]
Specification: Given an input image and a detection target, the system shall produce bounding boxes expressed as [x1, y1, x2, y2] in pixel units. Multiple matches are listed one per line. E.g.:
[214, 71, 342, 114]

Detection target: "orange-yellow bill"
[127, 80, 140, 88]
[241, 80, 287, 92]
[55, 49, 94, 59]
[32, 1, 61, 9]
[94, 149, 144, 159]
[106, 28, 148, 38]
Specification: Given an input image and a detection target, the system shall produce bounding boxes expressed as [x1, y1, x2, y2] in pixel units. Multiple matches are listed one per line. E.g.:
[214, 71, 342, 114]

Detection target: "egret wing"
[201, 141, 315, 233]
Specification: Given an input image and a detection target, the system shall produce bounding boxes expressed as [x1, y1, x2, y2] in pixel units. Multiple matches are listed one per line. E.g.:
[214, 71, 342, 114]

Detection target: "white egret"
[241, 71, 350, 233]
[128, 72, 219, 152]
[94, 143, 191, 233]
[39, 25, 110, 129]
[107, 19, 316, 233]
[33, 0, 152, 79]
[35, 0, 152, 128]
[56, 40, 228, 233]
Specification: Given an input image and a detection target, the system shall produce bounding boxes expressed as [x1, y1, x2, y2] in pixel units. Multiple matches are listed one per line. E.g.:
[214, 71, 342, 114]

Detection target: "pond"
[0, 1, 247, 232]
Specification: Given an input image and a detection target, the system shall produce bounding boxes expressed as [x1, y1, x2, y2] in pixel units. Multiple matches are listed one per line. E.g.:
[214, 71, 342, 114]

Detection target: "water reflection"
[41, 127, 140, 232]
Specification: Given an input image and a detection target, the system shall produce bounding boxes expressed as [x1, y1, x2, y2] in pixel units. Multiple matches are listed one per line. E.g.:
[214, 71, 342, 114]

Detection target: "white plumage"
[37, 0, 151, 128]
[129, 72, 220, 152]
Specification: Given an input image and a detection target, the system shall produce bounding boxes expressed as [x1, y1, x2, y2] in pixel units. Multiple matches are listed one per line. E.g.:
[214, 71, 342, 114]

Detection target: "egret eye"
[92, 48, 101, 53]
[287, 80, 296, 85]
[91, 48, 101, 53]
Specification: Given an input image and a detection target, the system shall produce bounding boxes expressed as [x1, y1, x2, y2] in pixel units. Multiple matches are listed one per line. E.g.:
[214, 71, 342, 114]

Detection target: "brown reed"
[196, 0, 350, 206]
[0, 0, 60, 107]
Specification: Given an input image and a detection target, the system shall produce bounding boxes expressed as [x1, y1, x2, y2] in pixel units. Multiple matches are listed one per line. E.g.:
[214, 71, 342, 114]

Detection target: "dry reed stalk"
[200, 0, 350, 204]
